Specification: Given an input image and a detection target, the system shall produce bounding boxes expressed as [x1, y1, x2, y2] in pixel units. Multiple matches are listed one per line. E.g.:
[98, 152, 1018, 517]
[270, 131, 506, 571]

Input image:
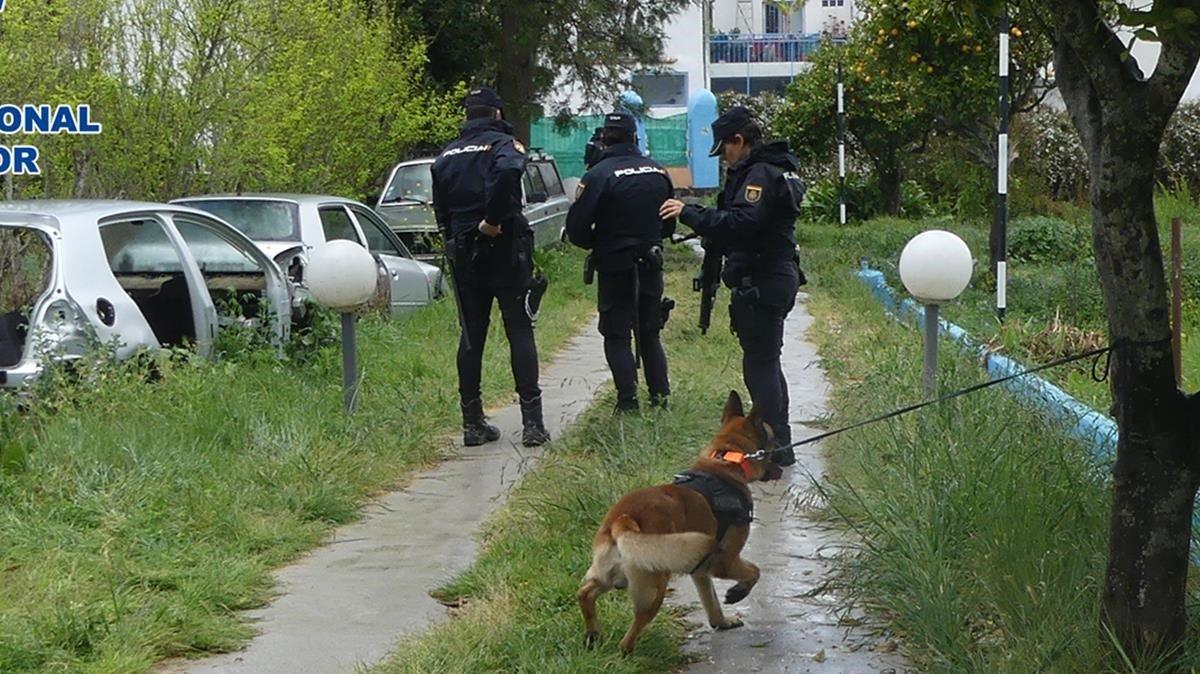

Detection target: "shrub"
[1019, 108, 1091, 203]
[1161, 102, 1200, 193]
[803, 172, 933, 223]
[1008, 215, 1090, 263]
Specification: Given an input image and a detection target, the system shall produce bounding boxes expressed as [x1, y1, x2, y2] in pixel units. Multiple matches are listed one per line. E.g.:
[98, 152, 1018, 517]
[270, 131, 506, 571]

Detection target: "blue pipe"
[854, 265, 1118, 466]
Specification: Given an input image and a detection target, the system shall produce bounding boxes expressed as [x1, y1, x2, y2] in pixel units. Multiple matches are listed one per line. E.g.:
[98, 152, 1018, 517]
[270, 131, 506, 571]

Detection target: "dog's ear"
[745, 404, 766, 439]
[722, 390, 745, 424]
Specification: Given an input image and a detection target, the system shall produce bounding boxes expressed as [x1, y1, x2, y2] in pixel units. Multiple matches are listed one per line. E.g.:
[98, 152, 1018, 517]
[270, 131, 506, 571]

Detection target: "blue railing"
[707, 33, 822, 64]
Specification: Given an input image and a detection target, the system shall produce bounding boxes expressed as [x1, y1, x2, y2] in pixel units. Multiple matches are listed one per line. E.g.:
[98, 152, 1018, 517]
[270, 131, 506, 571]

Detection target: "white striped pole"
[996, 5, 1010, 321]
[837, 56, 847, 225]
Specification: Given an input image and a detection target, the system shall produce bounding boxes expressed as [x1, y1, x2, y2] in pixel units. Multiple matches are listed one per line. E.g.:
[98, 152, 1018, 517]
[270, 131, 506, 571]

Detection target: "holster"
[729, 280, 760, 337]
[583, 254, 595, 285]
[660, 297, 675, 326]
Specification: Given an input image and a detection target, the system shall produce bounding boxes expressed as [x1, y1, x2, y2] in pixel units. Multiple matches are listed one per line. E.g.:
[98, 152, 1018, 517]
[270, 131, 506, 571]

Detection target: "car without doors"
[0, 200, 291, 390]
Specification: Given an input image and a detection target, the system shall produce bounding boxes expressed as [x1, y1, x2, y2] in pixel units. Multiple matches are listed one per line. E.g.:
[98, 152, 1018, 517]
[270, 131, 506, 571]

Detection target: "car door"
[317, 203, 391, 311]
[534, 160, 570, 248]
[347, 204, 430, 317]
[522, 163, 553, 247]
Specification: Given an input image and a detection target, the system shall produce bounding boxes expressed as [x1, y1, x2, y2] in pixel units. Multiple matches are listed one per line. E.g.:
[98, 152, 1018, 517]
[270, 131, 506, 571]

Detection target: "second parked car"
[374, 151, 572, 263]
[173, 194, 445, 320]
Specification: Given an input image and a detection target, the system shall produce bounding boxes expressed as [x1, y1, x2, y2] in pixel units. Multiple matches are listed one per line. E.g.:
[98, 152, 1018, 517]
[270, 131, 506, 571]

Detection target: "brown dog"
[577, 390, 784, 653]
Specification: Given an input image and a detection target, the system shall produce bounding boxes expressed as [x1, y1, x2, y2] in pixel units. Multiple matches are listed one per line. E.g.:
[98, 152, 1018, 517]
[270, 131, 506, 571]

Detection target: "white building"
[608, 0, 857, 117]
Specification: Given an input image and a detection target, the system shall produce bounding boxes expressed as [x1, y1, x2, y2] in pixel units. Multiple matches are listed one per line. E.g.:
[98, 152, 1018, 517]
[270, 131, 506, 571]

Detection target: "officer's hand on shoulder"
[660, 199, 685, 220]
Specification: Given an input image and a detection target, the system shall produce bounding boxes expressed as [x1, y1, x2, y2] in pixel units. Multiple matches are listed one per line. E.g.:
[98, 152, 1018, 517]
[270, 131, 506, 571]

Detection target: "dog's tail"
[611, 514, 714, 574]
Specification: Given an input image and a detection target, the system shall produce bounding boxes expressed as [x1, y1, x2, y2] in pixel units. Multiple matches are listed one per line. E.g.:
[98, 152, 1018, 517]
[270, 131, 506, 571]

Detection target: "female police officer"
[659, 106, 805, 466]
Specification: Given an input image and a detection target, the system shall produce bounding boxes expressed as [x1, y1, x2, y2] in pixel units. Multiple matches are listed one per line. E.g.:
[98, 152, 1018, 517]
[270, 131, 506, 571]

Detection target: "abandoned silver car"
[174, 194, 444, 319]
[0, 201, 292, 390]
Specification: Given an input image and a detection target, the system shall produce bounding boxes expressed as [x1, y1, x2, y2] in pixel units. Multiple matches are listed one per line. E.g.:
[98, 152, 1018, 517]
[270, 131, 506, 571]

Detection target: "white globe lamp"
[305, 240, 379, 413]
[306, 240, 378, 311]
[898, 230, 974, 394]
[899, 230, 973, 303]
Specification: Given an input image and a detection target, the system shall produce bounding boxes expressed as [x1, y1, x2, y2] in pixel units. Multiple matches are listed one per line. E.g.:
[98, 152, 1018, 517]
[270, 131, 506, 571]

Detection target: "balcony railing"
[707, 33, 822, 64]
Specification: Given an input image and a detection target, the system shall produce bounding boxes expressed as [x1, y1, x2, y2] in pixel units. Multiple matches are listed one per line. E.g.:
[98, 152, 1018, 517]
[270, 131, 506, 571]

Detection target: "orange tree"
[776, 0, 1049, 217]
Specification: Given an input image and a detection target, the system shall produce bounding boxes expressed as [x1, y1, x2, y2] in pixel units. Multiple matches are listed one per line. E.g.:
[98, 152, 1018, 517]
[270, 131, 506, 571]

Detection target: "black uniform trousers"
[452, 260, 541, 405]
[597, 264, 669, 403]
[728, 261, 800, 446]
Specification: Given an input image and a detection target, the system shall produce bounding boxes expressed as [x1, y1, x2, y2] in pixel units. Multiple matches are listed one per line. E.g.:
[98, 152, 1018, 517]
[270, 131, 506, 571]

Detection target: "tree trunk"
[1090, 128, 1197, 654]
[496, 0, 538, 144]
[1051, 24, 1200, 658]
[877, 161, 901, 216]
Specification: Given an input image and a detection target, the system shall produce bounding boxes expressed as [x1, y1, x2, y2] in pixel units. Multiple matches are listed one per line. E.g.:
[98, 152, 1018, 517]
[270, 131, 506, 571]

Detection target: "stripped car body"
[374, 152, 573, 263]
[0, 201, 291, 390]
[174, 194, 444, 319]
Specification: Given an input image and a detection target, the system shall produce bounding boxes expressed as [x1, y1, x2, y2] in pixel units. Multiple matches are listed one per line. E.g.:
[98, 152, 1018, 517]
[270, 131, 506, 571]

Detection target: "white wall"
[650, 1, 706, 117]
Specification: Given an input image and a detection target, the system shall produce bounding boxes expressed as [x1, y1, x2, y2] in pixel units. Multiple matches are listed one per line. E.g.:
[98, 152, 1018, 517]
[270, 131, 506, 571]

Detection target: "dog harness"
[672, 469, 753, 545]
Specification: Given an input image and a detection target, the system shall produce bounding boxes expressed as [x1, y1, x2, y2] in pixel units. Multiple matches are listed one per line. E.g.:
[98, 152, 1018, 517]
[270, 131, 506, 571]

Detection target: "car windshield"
[181, 199, 301, 241]
[381, 164, 433, 205]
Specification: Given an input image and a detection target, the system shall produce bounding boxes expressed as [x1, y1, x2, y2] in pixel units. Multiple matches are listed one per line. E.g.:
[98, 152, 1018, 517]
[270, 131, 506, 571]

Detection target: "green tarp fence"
[531, 113, 689, 179]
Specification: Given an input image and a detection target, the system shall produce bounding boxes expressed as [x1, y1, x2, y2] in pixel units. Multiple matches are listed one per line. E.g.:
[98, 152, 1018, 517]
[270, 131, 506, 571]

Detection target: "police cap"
[603, 111, 637, 134]
[463, 87, 504, 110]
[709, 105, 754, 157]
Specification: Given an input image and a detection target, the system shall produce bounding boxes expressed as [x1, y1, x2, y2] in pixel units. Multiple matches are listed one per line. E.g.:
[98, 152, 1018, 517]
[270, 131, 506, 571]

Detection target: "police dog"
[577, 390, 783, 654]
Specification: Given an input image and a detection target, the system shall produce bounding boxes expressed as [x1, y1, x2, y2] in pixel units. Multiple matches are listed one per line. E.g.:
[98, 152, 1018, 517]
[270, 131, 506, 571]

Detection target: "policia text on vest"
[566, 111, 677, 414]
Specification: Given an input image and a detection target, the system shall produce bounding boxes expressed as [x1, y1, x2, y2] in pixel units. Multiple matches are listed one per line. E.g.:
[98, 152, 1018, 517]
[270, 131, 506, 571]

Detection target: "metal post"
[837, 55, 847, 225]
[1172, 217, 1183, 385]
[341, 312, 359, 413]
[996, 4, 1010, 322]
[923, 304, 939, 395]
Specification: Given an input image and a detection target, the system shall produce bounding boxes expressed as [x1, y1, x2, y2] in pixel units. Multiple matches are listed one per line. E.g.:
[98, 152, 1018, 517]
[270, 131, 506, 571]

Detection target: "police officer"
[431, 87, 550, 447]
[583, 126, 605, 171]
[566, 111, 675, 413]
[660, 106, 805, 466]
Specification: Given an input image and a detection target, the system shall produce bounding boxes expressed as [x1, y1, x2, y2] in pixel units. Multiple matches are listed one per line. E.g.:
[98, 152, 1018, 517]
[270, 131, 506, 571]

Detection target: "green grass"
[0, 246, 594, 674]
[369, 249, 753, 673]
[799, 191, 1200, 412]
[800, 213, 1200, 671]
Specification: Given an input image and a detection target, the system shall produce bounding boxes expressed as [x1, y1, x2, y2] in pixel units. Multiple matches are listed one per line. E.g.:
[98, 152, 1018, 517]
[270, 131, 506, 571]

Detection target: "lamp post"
[899, 230, 974, 394]
[305, 240, 380, 413]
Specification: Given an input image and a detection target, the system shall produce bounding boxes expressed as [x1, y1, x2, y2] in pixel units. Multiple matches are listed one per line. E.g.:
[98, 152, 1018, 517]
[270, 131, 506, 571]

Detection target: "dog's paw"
[715, 617, 744, 631]
[585, 631, 599, 649]
[724, 584, 751, 605]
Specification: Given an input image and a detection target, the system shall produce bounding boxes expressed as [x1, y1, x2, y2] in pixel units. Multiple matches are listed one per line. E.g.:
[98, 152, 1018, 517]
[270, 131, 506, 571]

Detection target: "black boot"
[520, 395, 550, 447]
[461, 398, 500, 447]
[648, 393, 669, 410]
[771, 423, 795, 467]
[614, 395, 640, 415]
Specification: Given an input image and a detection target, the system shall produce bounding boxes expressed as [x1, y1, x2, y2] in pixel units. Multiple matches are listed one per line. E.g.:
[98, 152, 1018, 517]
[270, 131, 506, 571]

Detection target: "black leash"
[777, 345, 1115, 452]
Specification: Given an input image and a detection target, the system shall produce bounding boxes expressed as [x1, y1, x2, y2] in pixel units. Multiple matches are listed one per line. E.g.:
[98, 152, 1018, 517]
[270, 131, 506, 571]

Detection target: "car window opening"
[99, 218, 198, 348]
[0, 226, 53, 367]
[174, 217, 272, 328]
[382, 164, 433, 205]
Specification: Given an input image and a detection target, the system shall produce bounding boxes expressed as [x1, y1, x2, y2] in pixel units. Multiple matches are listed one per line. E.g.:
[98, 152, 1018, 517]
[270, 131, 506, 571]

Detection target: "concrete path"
[164, 323, 609, 674]
[675, 294, 909, 674]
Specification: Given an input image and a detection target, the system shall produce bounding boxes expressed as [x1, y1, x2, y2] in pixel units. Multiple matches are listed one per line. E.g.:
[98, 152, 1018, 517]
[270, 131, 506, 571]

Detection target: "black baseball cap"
[709, 105, 754, 157]
[603, 111, 637, 134]
[463, 87, 504, 110]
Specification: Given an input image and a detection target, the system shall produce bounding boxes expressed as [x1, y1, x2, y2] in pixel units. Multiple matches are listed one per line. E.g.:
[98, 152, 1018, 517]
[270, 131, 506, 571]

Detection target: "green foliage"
[0, 246, 594, 673]
[1007, 216, 1090, 264]
[1161, 103, 1200, 193]
[802, 173, 933, 224]
[1018, 108, 1091, 203]
[0, 0, 461, 201]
